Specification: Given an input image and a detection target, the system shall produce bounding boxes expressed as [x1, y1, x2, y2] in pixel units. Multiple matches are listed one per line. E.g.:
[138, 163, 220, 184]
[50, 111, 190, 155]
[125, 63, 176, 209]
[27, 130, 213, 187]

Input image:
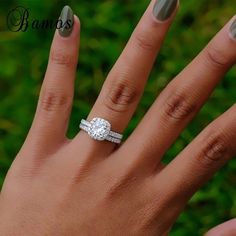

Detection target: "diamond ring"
[79, 117, 123, 144]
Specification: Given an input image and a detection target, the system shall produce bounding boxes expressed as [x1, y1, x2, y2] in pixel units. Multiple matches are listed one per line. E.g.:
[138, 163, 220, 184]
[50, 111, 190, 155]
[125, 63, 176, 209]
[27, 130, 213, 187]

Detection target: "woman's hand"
[0, 1, 236, 235]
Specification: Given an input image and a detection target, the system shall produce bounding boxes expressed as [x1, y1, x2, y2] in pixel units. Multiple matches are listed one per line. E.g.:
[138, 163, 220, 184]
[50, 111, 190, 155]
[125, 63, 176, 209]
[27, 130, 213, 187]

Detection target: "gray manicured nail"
[230, 19, 236, 39]
[58, 5, 74, 37]
[153, 0, 178, 21]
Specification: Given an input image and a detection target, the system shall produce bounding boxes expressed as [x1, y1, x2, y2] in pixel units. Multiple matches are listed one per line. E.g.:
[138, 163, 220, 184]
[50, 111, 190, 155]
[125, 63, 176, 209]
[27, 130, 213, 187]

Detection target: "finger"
[205, 219, 236, 236]
[25, 6, 80, 152]
[74, 0, 179, 154]
[156, 104, 236, 210]
[122, 16, 236, 168]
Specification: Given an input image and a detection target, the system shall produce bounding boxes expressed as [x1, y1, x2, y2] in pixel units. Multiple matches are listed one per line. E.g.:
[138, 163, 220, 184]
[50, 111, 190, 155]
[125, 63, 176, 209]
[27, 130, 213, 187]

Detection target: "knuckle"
[50, 49, 75, 68]
[134, 30, 155, 52]
[104, 81, 140, 113]
[39, 89, 72, 112]
[162, 91, 198, 121]
[204, 44, 229, 69]
[104, 180, 126, 199]
[199, 131, 229, 167]
[104, 174, 137, 200]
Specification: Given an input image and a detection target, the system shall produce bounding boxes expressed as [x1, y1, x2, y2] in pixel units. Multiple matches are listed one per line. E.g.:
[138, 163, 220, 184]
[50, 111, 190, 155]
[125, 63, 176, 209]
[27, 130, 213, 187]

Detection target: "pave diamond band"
[79, 118, 123, 144]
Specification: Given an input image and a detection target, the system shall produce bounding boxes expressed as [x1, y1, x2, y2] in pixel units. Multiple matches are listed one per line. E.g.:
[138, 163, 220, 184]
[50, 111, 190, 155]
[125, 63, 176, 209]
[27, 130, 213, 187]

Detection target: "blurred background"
[0, 0, 236, 235]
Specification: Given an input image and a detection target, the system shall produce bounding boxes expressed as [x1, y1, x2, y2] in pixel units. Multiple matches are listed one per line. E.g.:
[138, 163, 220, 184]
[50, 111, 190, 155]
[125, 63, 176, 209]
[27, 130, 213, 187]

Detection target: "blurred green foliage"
[0, 0, 236, 235]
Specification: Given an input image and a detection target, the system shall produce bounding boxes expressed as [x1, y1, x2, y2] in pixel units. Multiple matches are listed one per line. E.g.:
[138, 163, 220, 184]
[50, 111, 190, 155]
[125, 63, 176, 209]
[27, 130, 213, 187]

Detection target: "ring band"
[79, 117, 123, 144]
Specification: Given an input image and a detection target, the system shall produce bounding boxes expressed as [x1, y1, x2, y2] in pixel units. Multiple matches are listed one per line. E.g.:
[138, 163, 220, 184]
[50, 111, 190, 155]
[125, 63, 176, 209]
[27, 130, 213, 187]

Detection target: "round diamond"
[88, 118, 111, 141]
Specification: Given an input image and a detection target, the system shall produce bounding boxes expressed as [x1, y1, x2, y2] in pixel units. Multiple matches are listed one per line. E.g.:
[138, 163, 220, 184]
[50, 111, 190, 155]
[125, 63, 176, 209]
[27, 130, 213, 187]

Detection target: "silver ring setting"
[79, 117, 123, 144]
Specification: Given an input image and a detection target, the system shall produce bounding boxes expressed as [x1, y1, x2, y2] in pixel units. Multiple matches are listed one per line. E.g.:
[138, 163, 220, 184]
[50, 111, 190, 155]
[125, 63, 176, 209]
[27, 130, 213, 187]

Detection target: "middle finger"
[119, 17, 236, 169]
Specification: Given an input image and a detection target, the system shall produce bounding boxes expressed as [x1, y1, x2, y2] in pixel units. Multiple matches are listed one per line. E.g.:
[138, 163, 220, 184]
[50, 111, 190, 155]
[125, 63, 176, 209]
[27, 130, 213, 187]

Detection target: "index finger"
[156, 104, 236, 207]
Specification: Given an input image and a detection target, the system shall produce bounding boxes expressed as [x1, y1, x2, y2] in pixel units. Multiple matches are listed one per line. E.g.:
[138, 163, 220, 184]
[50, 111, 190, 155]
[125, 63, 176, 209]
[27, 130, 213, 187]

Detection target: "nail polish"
[230, 19, 236, 39]
[58, 5, 74, 37]
[153, 0, 178, 21]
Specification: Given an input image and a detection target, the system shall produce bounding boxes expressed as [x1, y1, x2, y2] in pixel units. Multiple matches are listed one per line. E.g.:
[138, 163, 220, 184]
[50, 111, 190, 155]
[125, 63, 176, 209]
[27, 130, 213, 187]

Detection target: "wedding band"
[79, 117, 123, 144]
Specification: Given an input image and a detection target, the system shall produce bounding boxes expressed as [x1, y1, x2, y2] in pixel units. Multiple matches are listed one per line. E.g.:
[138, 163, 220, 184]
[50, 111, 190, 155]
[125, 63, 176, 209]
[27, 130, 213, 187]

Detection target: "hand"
[0, 2, 236, 235]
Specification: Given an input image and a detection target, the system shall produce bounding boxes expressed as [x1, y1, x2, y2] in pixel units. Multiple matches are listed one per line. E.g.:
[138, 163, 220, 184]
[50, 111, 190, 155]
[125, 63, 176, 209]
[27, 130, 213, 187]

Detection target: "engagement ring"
[80, 117, 123, 144]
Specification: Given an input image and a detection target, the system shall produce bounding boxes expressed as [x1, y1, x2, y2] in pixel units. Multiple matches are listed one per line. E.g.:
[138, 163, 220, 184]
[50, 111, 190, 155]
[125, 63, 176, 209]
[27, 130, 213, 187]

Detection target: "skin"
[0, 0, 236, 235]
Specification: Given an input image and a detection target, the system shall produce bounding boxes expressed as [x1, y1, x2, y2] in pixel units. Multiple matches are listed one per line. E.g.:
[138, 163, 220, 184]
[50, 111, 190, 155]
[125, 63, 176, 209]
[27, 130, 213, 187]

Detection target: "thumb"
[205, 219, 236, 236]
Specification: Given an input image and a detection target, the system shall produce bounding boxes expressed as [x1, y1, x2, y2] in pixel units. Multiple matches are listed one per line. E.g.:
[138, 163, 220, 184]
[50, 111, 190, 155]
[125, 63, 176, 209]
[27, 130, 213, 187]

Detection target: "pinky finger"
[25, 7, 80, 153]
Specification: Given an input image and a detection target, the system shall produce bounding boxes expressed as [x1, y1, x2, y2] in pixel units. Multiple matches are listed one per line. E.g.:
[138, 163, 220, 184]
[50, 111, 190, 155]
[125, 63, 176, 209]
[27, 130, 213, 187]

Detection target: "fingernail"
[153, 0, 178, 21]
[230, 19, 236, 39]
[58, 5, 74, 37]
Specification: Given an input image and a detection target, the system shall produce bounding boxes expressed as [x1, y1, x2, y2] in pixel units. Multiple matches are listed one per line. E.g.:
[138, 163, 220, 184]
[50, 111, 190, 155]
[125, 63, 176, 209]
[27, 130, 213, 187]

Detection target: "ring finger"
[74, 0, 179, 155]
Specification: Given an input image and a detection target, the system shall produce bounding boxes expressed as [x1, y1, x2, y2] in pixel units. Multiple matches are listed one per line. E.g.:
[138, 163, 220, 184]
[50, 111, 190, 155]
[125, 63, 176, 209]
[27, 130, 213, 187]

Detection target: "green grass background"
[0, 0, 236, 235]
